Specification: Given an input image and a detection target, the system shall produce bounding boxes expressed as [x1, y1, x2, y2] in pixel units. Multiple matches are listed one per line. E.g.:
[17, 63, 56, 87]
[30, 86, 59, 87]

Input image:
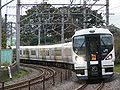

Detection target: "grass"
[114, 64, 120, 73]
[1, 62, 10, 68]
[2, 64, 119, 83]
[12, 69, 29, 80]
[5, 69, 29, 83]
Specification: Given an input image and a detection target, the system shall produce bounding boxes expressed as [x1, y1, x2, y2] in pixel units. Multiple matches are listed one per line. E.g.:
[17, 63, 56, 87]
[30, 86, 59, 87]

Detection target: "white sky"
[1, 0, 120, 28]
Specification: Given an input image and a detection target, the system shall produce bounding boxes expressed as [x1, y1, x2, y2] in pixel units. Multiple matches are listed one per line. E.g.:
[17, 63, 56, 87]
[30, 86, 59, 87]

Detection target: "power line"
[1, 0, 15, 9]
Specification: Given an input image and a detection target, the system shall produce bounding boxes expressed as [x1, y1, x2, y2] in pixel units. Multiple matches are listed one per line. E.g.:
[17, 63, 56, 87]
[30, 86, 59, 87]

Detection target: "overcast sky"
[1, 0, 120, 28]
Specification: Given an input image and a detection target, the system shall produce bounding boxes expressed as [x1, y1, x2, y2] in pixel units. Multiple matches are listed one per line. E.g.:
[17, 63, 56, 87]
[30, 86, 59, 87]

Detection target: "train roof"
[72, 27, 112, 37]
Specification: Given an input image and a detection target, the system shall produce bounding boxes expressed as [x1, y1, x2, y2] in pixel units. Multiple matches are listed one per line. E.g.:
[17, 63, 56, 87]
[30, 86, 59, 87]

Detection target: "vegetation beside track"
[5, 69, 29, 82]
[114, 64, 120, 73]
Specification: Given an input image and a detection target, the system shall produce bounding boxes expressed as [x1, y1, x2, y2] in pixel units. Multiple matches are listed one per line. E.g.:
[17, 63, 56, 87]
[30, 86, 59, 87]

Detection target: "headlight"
[75, 56, 85, 63]
[105, 54, 112, 60]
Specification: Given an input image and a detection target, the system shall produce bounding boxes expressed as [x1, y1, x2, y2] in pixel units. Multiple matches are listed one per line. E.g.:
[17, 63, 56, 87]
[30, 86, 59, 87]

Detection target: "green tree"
[108, 25, 120, 64]
[1, 18, 7, 49]
[20, 3, 104, 45]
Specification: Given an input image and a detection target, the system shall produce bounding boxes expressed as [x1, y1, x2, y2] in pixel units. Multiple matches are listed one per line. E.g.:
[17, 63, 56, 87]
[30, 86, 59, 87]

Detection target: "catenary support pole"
[0, 0, 1, 72]
[61, 8, 64, 61]
[83, 0, 87, 29]
[16, 0, 20, 70]
[10, 22, 13, 46]
[106, 0, 109, 26]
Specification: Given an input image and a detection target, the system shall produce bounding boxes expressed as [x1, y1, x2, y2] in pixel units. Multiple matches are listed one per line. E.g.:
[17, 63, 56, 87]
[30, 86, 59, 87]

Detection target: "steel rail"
[0, 64, 56, 90]
[75, 82, 87, 90]
[95, 81, 104, 90]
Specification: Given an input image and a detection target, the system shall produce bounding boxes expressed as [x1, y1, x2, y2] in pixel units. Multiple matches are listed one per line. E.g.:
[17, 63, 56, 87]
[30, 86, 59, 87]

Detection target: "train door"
[86, 35, 102, 79]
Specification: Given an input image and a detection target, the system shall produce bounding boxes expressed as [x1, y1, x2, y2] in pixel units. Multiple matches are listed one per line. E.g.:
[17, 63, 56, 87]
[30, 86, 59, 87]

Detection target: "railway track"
[75, 82, 88, 90]
[95, 81, 104, 90]
[0, 64, 56, 90]
[75, 81, 104, 90]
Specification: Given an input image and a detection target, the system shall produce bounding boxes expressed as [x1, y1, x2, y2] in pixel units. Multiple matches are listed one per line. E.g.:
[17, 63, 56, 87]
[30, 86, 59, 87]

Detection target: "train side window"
[20, 50, 22, 55]
[44, 48, 49, 56]
[50, 48, 54, 56]
[63, 47, 71, 56]
[55, 48, 61, 56]
[23, 49, 29, 55]
[23, 50, 26, 55]
[31, 50, 36, 55]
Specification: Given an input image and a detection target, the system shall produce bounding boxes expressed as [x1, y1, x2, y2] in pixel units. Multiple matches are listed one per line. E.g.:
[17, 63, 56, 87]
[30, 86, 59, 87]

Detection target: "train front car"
[72, 27, 115, 80]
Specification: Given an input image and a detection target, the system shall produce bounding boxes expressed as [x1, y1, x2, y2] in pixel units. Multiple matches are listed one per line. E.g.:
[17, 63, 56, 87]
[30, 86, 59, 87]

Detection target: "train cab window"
[73, 36, 86, 56]
[100, 35, 113, 59]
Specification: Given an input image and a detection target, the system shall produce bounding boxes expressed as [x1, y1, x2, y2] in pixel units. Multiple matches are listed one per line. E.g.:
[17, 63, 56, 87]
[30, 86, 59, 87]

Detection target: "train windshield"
[100, 34, 113, 59]
[73, 36, 86, 57]
[73, 34, 113, 60]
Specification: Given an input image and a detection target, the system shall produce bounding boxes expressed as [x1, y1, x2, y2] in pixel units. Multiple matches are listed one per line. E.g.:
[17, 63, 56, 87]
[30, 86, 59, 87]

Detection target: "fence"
[0, 69, 72, 90]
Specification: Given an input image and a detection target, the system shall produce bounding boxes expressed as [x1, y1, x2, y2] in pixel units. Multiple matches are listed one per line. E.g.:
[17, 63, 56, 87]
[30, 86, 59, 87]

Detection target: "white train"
[17, 42, 72, 63]
[12, 27, 115, 80]
[72, 27, 115, 79]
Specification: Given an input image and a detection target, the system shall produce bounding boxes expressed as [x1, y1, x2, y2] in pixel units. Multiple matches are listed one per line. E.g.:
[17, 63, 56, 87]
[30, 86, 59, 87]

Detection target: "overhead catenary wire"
[7, 0, 108, 46]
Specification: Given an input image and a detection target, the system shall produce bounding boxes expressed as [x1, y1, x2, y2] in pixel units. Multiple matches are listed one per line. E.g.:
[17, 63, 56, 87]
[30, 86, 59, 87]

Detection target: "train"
[12, 27, 115, 80]
[72, 27, 115, 79]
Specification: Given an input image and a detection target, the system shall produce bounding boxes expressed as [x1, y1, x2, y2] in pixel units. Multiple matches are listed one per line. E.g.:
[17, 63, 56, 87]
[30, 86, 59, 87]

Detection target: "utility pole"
[4, 14, 7, 48]
[0, 0, 2, 71]
[61, 9, 64, 43]
[5, 14, 7, 32]
[16, 0, 20, 70]
[83, 0, 87, 29]
[106, 0, 109, 26]
[34, 6, 41, 45]
[38, 25, 41, 45]
[61, 8, 64, 60]
[10, 22, 12, 46]
[44, 25, 46, 45]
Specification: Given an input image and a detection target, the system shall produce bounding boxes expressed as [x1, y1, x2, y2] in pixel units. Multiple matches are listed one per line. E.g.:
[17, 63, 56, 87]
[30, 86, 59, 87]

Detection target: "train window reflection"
[73, 36, 85, 48]
[73, 36, 86, 55]
[100, 35, 112, 46]
[100, 35, 113, 59]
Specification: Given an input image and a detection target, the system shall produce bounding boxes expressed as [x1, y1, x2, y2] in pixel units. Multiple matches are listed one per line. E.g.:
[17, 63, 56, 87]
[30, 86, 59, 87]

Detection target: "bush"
[114, 32, 120, 64]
